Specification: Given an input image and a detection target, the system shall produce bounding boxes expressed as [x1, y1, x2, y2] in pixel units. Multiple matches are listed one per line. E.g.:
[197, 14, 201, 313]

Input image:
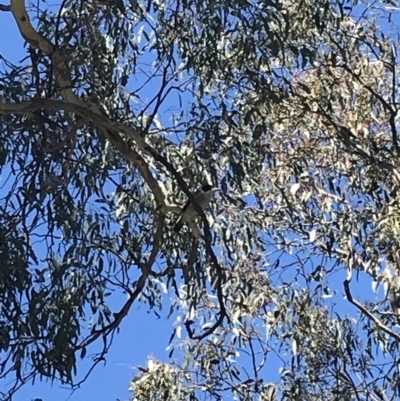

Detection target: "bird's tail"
[173, 220, 183, 233]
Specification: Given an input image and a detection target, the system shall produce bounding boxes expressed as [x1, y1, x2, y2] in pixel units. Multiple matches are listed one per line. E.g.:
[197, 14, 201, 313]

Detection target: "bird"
[381, 267, 400, 321]
[389, 276, 400, 317]
[173, 184, 218, 233]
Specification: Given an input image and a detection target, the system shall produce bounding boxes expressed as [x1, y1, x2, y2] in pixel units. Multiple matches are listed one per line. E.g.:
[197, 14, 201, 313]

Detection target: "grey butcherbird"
[173, 184, 218, 233]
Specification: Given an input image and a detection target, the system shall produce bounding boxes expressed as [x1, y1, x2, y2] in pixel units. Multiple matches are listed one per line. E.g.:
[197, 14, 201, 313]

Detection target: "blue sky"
[0, 7, 278, 397]
[0, 9, 174, 401]
[1, 3, 399, 401]
[13, 306, 170, 401]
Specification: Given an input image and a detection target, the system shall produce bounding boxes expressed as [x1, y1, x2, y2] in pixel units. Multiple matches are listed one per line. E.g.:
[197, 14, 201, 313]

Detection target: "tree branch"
[343, 279, 400, 342]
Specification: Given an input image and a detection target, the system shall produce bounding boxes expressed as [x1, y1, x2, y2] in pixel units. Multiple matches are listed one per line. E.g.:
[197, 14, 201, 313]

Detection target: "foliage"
[1, 0, 400, 400]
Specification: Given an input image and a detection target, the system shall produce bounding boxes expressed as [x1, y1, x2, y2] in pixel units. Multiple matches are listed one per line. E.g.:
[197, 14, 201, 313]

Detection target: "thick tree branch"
[344, 279, 400, 342]
[8, 0, 168, 213]
[0, 98, 167, 212]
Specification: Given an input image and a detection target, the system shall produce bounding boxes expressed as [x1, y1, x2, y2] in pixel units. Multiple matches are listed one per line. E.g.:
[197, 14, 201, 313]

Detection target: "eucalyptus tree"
[0, 0, 400, 400]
